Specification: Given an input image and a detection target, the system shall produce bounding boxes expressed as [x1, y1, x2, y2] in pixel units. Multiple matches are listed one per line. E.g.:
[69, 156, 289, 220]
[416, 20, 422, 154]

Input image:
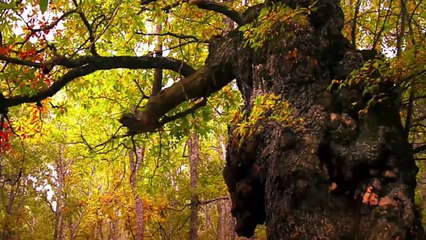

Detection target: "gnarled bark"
[221, 0, 424, 239]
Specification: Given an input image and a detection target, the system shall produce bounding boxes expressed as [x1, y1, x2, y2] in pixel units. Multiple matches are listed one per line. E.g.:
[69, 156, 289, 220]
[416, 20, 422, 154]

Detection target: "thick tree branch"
[189, 0, 243, 25]
[198, 196, 229, 205]
[119, 27, 239, 134]
[0, 55, 42, 68]
[119, 65, 234, 133]
[404, 85, 415, 138]
[1, 56, 195, 110]
[5, 64, 98, 108]
[0, 55, 195, 74]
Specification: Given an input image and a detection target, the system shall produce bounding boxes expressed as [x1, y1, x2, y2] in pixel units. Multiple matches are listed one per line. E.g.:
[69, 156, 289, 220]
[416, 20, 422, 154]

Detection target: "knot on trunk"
[317, 61, 421, 235]
[223, 128, 265, 237]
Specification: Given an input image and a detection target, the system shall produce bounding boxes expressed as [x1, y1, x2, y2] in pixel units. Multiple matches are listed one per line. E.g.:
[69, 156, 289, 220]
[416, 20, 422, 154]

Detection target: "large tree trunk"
[220, 0, 425, 239]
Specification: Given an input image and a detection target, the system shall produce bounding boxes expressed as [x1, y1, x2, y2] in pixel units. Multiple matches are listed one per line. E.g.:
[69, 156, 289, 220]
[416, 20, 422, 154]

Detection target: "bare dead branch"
[30, 10, 78, 33]
[184, 196, 229, 206]
[135, 31, 209, 43]
[140, 0, 188, 14]
[140, 0, 244, 25]
[190, 0, 243, 25]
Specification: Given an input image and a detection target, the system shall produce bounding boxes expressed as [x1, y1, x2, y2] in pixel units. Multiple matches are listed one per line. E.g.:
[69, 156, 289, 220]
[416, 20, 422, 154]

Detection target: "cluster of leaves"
[233, 93, 304, 144]
[329, 59, 391, 114]
[0, 58, 239, 238]
[0, 120, 12, 154]
[340, 0, 425, 53]
[390, 45, 426, 83]
[344, 58, 390, 90]
[239, 3, 310, 49]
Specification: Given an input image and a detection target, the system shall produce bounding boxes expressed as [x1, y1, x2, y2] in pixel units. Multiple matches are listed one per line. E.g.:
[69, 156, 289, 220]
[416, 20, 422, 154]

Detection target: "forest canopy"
[0, 0, 425, 239]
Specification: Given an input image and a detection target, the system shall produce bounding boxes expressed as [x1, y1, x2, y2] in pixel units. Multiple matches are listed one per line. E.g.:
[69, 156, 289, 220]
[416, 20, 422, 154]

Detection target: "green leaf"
[39, 0, 49, 13]
[0, 2, 15, 10]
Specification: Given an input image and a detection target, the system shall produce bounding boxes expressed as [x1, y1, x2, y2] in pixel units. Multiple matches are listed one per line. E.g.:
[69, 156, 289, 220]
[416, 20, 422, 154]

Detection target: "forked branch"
[119, 28, 239, 134]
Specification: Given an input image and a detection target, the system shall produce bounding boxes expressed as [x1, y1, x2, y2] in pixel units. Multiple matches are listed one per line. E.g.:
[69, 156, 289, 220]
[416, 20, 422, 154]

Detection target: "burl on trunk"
[222, 0, 424, 239]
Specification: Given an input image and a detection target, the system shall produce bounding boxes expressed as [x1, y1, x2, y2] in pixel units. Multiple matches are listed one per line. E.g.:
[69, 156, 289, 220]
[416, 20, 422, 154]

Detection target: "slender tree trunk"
[110, 218, 119, 240]
[217, 200, 227, 240]
[54, 145, 66, 240]
[219, 136, 236, 240]
[129, 147, 145, 240]
[98, 223, 104, 240]
[396, 0, 407, 56]
[152, 23, 163, 96]
[1, 158, 25, 239]
[351, 0, 362, 47]
[226, 200, 236, 240]
[204, 206, 212, 231]
[217, 136, 228, 240]
[188, 134, 200, 240]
